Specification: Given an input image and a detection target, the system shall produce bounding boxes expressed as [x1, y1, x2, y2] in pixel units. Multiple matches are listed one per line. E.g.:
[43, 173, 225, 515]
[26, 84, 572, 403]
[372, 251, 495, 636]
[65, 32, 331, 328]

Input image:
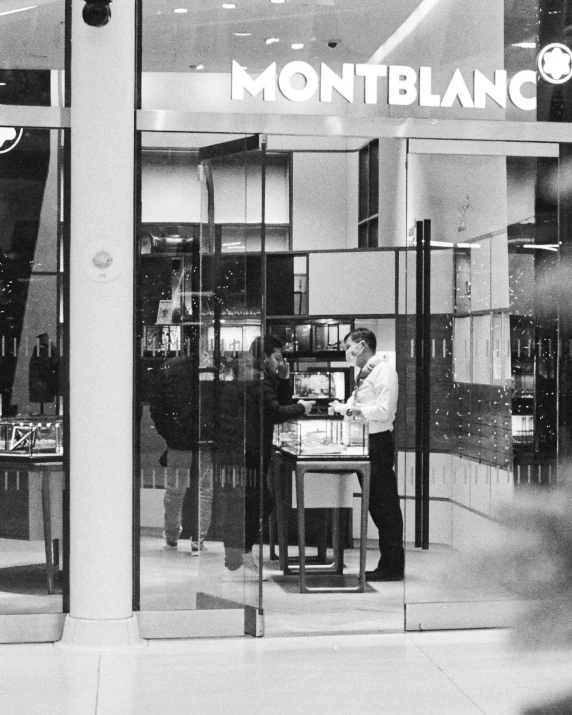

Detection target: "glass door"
[402, 139, 561, 630]
[135, 132, 265, 638]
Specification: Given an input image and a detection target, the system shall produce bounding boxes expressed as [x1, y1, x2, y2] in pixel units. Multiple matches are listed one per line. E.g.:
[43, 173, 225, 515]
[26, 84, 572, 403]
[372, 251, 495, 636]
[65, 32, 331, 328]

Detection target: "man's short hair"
[346, 328, 376, 352]
[250, 334, 284, 358]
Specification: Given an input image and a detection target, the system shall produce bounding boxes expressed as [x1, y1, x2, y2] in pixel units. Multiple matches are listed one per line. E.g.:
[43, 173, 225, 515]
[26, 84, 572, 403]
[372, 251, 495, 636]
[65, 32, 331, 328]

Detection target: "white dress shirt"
[344, 353, 398, 434]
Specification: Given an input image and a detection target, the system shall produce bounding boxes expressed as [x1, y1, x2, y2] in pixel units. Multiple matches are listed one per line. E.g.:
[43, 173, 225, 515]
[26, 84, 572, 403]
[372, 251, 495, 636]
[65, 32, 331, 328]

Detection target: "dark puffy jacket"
[217, 366, 304, 469]
[149, 357, 214, 451]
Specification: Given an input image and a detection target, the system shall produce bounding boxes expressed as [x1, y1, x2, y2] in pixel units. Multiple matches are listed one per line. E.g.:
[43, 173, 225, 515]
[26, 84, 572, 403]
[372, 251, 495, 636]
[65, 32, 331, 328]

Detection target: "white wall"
[141, 152, 289, 225]
[378, 139, 407, 247]
[398, 250, 454, 315]
[309, 251, 395, 315]
[292, 152, 358, 250]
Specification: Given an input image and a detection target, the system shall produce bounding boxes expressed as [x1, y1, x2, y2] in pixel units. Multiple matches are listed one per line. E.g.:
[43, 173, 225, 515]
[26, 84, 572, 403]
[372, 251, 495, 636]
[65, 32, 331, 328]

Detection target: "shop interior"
[132, 130, 561, 635]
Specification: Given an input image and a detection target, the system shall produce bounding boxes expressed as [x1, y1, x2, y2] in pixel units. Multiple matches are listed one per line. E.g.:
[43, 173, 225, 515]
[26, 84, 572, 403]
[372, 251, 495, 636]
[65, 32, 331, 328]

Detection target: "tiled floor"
[1, 629, 572, 715]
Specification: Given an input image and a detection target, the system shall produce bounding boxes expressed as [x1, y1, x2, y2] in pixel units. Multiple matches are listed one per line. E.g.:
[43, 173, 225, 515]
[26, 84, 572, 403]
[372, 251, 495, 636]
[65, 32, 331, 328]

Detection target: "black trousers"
[361, 431, 404, 567]
[219, 454, 274, 569]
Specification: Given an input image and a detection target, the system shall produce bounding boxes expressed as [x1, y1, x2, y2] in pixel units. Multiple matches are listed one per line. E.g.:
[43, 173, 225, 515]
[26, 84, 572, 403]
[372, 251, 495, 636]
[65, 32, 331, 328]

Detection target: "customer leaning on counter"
[330, 328, 403, 582]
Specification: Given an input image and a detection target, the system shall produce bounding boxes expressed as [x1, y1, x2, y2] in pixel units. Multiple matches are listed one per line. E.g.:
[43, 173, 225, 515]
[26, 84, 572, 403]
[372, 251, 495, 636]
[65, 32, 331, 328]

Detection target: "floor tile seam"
[405, 635, 489, 715]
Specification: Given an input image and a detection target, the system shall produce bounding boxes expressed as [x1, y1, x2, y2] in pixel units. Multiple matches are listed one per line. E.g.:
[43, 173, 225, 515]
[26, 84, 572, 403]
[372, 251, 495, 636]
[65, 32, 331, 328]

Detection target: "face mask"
[345, 342, 364, 366]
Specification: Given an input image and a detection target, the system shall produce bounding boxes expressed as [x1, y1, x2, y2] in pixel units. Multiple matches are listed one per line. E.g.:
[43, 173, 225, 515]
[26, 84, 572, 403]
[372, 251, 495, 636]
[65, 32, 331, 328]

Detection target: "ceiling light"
[511, 42, 536, 49]
[174, 7, 188, 12]
[222, 3, 236, 7]
[271, 0, 286, 3]
[223, 242, 243, 247]
[291, 43, 304, 49]
[0, 83, 6, 87]
[196, 65, 204, 70]
[234, 31, 251, 36]
[266, 37, 279, 45]
[0, 5, 37, 17]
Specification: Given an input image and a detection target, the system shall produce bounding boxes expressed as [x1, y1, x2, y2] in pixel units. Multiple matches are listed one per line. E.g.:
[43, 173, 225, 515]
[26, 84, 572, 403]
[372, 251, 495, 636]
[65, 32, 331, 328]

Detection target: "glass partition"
[0, 128, 66, 616]
[136, 132, 265, 632]
[401, 142, 561, 629]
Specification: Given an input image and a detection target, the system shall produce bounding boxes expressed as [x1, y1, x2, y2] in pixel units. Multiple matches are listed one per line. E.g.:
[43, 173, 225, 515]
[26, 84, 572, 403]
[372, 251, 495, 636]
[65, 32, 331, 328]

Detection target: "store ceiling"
[0, 0, 539, 74]
[142, 0, 422, 72]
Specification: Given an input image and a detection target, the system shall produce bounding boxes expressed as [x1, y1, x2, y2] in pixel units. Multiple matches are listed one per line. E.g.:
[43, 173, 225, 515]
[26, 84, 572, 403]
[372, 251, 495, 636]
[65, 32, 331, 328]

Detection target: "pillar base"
[56, 615, 147, 651]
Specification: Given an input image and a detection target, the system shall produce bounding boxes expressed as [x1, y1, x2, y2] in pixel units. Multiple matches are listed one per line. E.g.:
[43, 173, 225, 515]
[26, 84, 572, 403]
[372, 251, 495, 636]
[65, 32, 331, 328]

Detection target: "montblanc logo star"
[538, 43, 572, 84]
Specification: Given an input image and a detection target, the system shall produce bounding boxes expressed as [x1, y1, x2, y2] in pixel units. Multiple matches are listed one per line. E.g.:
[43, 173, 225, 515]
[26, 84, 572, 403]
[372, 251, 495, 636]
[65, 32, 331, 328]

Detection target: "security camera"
[83, 0, 112, 27]
[327, 40, 338, 48]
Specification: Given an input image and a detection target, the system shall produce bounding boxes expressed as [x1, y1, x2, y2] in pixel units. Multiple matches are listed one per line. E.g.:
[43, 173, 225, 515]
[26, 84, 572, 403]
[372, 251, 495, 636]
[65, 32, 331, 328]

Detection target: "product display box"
[0, 417, 63, 458]
[274, 417, 368, 457]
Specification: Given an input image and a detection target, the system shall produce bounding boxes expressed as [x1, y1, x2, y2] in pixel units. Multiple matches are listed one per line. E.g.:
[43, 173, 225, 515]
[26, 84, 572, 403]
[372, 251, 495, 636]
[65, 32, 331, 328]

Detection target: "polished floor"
[1, 629, 572, 714]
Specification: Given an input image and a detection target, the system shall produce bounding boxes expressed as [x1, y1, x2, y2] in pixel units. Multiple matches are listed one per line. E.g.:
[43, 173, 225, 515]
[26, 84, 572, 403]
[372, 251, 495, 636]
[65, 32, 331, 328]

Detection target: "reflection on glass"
[137, 133, 266, 616]
[0, 129, 64, 614]
[402, 151, 560, 619]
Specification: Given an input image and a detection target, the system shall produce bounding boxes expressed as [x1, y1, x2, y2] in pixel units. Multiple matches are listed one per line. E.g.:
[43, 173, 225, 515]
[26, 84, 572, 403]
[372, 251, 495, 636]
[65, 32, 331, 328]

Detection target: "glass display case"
[0, 417, 63, 458]
[274, 417, 368, 457]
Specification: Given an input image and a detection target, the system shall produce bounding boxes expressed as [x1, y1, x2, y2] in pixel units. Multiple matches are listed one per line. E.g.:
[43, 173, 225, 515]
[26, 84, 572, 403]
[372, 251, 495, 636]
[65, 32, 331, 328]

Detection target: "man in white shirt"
[331, 328, 404, 581]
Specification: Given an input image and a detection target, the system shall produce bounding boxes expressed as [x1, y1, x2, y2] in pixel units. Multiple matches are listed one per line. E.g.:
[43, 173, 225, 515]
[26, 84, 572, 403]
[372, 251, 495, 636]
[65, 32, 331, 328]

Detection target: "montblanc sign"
[231, 60, 536, 111]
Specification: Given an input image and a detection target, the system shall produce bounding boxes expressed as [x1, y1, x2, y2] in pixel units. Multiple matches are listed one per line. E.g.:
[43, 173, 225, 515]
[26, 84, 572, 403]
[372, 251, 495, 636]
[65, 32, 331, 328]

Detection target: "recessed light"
[271, 0, 285, 3]
[266, 37, 280, 45]
[291, 43, 304, 49]
[222, 3, 236, 7]
[196, 65, 204, 70]
[234, 31, 251, 36]
[174, 7, 188, 12]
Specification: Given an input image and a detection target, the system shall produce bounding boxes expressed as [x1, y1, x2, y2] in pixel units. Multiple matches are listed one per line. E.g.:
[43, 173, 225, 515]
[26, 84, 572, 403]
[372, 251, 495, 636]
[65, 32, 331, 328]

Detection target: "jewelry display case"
[274, 417, 368, 457]
[0, 417, 63, 459]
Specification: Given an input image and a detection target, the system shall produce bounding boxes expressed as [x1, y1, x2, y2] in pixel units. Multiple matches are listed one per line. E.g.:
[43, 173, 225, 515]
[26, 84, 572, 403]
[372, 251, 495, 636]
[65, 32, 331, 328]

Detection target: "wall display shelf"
[139, 223, 290, 256]
[268, 318, 352, 358]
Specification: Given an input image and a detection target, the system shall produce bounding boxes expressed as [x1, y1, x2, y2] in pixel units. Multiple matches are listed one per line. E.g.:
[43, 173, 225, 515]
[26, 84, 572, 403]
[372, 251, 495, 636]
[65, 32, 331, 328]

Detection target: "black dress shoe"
[366, 567, 404, 582]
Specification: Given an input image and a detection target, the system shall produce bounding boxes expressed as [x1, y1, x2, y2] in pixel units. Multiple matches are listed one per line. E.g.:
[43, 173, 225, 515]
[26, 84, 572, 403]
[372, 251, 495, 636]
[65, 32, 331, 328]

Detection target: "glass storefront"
[0, 0, 571, 643]
[0, 128, 67, 622]
[401, 140, 562, 628]
[0, 0, 68, 641]
[133, 124, 569, 634]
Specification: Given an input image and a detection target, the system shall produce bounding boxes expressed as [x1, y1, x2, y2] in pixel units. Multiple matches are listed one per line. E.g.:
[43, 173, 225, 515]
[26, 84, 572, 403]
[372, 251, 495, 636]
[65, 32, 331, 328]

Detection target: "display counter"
[272, 417, 370, 593]
[0, 417, 64, 593]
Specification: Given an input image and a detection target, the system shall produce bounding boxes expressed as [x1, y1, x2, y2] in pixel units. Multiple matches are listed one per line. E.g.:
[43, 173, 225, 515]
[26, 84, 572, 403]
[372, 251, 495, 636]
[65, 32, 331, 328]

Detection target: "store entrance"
[134, 131, 406, 637]
[134, 129, 566, 638]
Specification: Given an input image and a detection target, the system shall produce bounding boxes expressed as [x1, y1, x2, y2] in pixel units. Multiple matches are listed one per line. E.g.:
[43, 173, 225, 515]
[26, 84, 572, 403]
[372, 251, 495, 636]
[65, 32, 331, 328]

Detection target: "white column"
[59, 0, 144, 648]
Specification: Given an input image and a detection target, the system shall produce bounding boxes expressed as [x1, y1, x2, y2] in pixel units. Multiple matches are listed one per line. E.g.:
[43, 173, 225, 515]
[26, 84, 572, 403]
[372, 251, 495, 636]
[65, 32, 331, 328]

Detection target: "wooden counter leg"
[358, 467, 370, 593]
[295, 467, 307, 593]
[275, 459, 290, 574]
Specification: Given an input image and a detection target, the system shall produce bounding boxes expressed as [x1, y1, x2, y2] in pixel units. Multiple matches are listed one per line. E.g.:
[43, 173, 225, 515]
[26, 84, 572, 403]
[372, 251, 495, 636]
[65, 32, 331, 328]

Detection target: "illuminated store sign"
[231, 61, 537, 111]
[537, 43, 572, 84]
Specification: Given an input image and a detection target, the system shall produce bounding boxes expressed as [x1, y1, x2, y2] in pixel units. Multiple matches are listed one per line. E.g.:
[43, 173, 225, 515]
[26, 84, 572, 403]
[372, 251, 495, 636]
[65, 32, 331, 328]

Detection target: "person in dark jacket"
[29, 332, 59, 412]
[149, 355, 213, 551]
[217, 334, 314, 578]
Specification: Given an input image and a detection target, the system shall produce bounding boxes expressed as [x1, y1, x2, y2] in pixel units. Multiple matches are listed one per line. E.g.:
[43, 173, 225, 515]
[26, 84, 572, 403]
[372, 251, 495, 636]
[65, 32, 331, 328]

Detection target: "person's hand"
[298, 399, 315, 416]
[329, 400, 346, 415]
[348, 406, 363, 419]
